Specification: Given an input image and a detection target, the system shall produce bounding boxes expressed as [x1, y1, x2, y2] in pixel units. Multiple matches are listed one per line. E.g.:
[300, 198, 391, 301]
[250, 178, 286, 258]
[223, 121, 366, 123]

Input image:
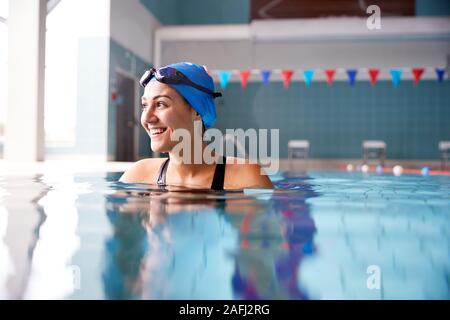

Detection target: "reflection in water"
[231, 185, 318, 300]
[103, 208, 149, 299]
[0, 205, 14, 299]
[1, 171, 448, 299]
[24, 174, 82, 299]
[0, 174, 82, 299]
[103, 177, 318, 300]
[0, 175, 48, 299]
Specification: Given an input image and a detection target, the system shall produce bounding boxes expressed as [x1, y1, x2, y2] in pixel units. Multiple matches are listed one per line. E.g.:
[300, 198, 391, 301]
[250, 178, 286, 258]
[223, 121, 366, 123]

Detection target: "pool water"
[0, 171, 449, 299]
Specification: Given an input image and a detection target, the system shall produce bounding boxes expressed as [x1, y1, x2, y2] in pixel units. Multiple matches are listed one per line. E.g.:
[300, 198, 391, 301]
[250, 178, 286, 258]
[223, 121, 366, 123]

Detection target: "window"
[0, 0, 8, 146]
[45, 0, 78, 147]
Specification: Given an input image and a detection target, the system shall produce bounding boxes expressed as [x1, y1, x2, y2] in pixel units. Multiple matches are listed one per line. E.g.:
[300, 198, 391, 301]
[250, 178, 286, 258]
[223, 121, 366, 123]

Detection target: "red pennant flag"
[412, 68, 424, 86]
[324, 69, 335, 86]
[239, 70, 251, 88]
[281, 70, 294, 89]
[368, 68, 380, 86]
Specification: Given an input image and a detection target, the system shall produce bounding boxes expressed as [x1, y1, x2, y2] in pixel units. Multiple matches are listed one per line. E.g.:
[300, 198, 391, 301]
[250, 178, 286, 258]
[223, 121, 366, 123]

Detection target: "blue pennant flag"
[436, 68, 446, 82]
[218, 70, 231, 89]
[390, 69, 402, 87]
[303, 70, 315, 87]
[261, 70, 271, 86]
[346, 69, 357, 86]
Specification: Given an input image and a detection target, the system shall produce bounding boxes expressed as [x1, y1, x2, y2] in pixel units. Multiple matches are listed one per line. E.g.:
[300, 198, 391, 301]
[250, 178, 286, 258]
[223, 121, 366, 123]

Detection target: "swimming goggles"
[139, 67, 222, 99]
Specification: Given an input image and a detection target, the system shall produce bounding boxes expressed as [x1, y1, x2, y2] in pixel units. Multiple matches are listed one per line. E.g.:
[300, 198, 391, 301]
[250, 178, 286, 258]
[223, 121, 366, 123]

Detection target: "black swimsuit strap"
[211, 156, 227, 191]
[156, 158, 170, 186]
[155, 156, 227, 190]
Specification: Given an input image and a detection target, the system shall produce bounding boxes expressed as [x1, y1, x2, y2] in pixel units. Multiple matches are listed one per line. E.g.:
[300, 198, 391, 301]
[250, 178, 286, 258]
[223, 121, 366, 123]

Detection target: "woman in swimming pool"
[120, 62, 273, 190]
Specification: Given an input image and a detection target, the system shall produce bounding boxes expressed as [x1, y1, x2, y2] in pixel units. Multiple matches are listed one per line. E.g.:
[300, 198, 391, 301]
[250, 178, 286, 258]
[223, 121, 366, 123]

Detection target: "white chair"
[439, 141, 450, 170]
[288, 140, 310, 159]
[362, 140, 386, 166]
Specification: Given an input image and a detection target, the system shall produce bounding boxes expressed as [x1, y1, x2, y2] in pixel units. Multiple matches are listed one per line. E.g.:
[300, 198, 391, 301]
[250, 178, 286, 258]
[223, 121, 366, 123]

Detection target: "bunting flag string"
[346, 69, 358, 86]
[303, 70, 315, 87]
[390, 69, 402, 87]
[217, 70, 231, 89]
[281, 70, 294, 89]
[212, 67, 447, 89]
[436, 68, 446, 83]
[239, 70, 251, 88]
[368, 68, 380, 86]
[324, 69, 336, 86]
[412, 68, 424, 86]
[261, 70, 271, 86]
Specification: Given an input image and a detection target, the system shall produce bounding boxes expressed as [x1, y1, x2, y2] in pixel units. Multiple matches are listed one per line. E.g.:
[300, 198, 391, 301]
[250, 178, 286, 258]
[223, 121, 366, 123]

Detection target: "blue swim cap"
[150, 62, 218, 128]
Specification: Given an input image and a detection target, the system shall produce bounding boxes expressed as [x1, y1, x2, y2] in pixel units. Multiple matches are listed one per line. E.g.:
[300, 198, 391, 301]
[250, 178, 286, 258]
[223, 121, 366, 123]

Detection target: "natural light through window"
[46, 0, 79, 147]
[46, 0, 109, 148]
[0, 0, 8, 145]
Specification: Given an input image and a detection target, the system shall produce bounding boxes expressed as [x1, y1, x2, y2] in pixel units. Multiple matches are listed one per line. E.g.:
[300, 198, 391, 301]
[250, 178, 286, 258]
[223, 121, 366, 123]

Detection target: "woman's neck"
[168, 142, 219, 178]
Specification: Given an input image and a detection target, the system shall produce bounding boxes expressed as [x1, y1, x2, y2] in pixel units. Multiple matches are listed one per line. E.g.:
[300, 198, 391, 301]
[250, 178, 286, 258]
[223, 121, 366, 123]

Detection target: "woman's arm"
[119, 158, 161, 183]
[224, 161, 274, 189]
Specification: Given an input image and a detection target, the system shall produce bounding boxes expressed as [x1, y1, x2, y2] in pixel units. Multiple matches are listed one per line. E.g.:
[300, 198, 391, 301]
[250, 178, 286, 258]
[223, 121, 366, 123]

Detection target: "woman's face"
[141, 81, 198, 153]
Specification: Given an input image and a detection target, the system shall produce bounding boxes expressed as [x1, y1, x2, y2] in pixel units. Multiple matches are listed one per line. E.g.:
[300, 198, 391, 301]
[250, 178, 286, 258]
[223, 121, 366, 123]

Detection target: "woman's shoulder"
[119, 157, 168, 183]
[224, 157, 274, 189]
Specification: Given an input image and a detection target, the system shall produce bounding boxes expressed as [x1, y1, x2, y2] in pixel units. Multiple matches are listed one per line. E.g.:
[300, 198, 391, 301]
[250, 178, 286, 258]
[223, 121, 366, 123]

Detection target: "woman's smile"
[149, 127, 168, 138]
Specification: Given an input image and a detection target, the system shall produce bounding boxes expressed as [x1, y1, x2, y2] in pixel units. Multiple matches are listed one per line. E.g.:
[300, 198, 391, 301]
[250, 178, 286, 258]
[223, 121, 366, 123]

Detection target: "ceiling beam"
[47, 0, 61, 14]
[0, 0, 62, 24]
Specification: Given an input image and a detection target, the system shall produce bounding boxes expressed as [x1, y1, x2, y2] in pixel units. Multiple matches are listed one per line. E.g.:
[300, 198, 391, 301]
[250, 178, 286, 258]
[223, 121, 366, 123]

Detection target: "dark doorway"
[115, 72, 136, 162]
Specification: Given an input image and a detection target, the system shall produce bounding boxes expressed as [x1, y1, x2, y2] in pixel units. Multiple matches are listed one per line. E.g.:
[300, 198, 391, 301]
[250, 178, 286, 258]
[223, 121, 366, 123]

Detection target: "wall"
[118, 1, 450, 160]
[158, 18, 450, 72]
[108, 39, 151, 160]
[139, 0, 178, 25]
[216, 80, 450, 159]
[155, 17, 450, 159]
[45, 0, 156, 160]
[416, 0, 450, 16]
[75, 36, 110, 158]
[140, 0, 450, 26]
[140, 0, 249, 25]
[108, 0, 158, 160]
[110, 0, 159, 61]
